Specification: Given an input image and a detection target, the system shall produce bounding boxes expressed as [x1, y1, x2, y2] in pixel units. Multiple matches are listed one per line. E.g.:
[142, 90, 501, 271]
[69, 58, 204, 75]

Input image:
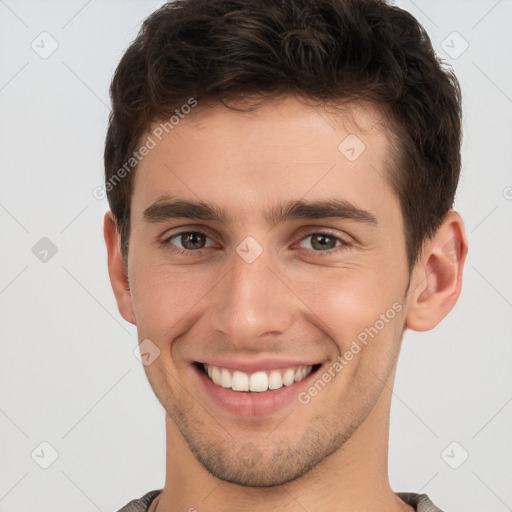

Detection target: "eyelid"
[297, 226, 353, 243]
[160, 224, 217, 242]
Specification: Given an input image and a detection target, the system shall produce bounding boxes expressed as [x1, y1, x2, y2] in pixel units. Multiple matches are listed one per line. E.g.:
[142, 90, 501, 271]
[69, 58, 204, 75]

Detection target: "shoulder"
[116, 489, 162, 512]
[396, 492, 446, 512]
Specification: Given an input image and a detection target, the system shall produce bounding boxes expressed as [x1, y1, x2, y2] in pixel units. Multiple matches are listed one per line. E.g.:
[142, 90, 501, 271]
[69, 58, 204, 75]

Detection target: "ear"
[405, 210, 468, 332]
[103, 211, 136, 325]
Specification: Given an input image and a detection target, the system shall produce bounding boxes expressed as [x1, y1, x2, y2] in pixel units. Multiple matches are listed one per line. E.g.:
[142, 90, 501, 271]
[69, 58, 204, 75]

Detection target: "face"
[124, 96, 411, 486]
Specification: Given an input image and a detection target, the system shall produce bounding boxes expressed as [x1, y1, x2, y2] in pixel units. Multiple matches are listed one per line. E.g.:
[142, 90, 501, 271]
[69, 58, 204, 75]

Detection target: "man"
[103, 0, 468, 510]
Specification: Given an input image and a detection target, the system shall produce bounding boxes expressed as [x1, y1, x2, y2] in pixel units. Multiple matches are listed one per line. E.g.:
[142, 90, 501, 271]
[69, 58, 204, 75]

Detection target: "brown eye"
[179, 232, 207, 250]
[164, 231, 214, 253]
[300, 232, 343, 252]
[311, 233, 338, 251]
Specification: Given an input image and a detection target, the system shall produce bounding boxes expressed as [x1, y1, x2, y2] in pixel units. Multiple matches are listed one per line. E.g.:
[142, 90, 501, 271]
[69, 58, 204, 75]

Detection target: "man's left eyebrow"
[268, 198, 378, 226]
[141, 196, 378, 227]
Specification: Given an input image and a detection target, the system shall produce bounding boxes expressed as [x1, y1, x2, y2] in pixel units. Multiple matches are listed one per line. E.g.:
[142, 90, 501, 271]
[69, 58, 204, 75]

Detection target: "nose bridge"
[209, 242, 293, 343]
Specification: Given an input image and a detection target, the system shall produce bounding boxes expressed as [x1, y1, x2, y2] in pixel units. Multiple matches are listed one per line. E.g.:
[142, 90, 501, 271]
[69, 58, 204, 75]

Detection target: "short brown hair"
[104, 0, 462, 273]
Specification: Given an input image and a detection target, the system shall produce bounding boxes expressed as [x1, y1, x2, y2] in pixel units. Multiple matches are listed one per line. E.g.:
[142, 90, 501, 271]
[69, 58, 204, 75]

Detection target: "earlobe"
[405, 210, 468, 332]
[103, 211, 136, 325]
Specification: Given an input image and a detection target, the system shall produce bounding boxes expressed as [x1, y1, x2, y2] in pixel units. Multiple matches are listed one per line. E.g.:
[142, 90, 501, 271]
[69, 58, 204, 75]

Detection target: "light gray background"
[0, 1, 511, 511]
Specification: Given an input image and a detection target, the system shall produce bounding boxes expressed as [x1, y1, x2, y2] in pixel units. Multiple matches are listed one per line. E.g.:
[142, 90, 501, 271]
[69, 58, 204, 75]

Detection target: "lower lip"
[193, 364, 320, 416]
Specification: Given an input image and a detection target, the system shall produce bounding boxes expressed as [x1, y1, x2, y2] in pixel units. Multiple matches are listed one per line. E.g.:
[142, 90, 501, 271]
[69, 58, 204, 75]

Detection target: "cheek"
[286, 264, 406, 355]
[129, 261, 215, 334]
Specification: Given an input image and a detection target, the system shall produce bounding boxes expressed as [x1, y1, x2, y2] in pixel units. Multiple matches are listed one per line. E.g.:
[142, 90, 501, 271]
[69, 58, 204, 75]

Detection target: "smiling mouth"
[194, 362, 322, 393]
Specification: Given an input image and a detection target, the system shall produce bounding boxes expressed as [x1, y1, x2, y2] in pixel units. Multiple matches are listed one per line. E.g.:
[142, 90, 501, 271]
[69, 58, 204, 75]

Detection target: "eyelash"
[161, 230, 352, 257]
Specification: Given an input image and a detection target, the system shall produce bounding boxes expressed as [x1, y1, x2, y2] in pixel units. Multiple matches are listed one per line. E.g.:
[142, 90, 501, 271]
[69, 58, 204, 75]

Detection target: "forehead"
[131, 95, 400, 229]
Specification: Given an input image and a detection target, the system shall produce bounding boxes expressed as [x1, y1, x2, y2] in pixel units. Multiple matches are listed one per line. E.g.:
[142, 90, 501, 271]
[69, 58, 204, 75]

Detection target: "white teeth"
[211, 366, 221, 385]
[268, 370, 282, 390]
[249, 371, 268, 392]
[231, 370, 249, 391]
[220, 368, 231, 388]
[282, 368, 295, 386]
[202, 363, 314, 392]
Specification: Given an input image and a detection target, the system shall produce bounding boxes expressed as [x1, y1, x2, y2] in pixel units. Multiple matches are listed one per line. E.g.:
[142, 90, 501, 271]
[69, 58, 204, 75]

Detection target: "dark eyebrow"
[267, 198, 378, 226]
[142, 195, 378, 227]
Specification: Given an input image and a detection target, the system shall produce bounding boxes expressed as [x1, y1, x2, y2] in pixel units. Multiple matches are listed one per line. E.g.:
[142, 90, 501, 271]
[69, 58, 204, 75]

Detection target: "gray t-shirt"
[116, 490, 445, 511]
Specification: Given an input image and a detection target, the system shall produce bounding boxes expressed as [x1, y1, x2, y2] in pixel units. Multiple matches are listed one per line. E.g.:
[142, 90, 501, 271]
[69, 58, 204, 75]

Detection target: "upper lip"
[195, 357, 322, 373]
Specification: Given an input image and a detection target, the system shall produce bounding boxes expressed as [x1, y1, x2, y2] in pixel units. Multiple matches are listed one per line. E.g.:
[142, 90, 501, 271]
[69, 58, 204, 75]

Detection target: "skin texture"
[104, 95, 468, 511]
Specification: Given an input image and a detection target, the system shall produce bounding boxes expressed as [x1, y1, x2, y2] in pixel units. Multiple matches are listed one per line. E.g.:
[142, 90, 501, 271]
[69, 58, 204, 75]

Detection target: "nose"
[207, 243, 296, 347]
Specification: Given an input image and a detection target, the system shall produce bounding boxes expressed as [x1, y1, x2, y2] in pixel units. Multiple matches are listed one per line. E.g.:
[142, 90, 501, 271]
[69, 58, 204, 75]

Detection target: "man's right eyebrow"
[142, 196, 378, 227]
[142, 197, 230, 224]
